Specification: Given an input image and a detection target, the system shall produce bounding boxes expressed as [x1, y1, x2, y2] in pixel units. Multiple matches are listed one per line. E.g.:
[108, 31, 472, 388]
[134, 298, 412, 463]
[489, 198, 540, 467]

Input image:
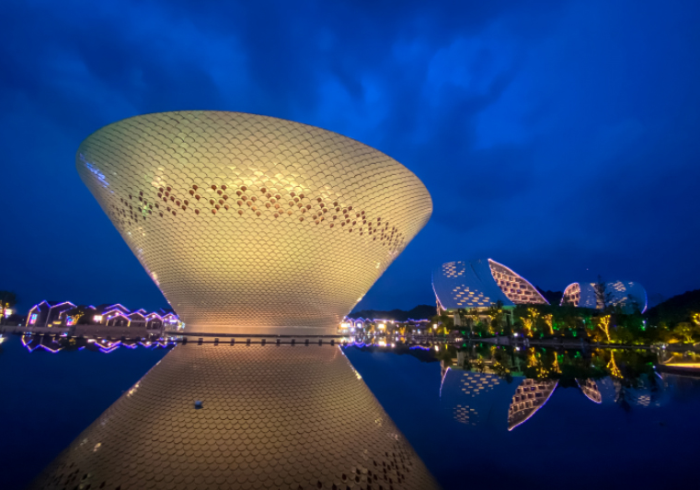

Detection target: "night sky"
[2, 0, 699, 313]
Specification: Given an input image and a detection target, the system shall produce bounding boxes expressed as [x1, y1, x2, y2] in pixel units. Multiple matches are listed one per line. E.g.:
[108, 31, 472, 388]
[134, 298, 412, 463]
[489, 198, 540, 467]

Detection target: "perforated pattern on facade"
[508, 379, 557, 431]
[77, 111, 432, 334]
[453, 405, 479, 425]
[577, 379, 602, 404]
[451, 285, 491, 308]
[560, 281, 647, 313]
[561, 283, 581, 307]
[488, 259, 548, 305]
[31, 344, 440, 490]
[460, 372, 501, 397]
[433, 259, 545, 311]
[441, 262, 465, 278]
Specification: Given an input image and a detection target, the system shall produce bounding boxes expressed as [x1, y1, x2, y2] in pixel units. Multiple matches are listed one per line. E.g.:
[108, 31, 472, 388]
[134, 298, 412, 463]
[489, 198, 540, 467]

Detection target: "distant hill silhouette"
[646, 289, 700, 325]
[537, 287, 563, 305]
[348, 304, 436, 321]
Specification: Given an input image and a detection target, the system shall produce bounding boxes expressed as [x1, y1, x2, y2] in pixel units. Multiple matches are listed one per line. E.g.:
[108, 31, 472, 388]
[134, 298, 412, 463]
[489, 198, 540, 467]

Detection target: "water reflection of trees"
[437, 343, 670, 430]
[455, 343, 659, 388]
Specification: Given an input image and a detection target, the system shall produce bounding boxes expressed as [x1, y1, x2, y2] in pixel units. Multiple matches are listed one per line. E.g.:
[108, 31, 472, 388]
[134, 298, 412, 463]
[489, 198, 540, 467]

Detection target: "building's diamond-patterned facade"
[488, 260, 547, 305]
[77, 111, 432, 334]
[508, 379, 557, 431]
[460, 372, 500, 397]
[562, 283, 581, 307]
[451, 286, 491, 308]
[441, 262, 465, 278]
[453, 405, 479, 425]
[31, 344, 440, 490]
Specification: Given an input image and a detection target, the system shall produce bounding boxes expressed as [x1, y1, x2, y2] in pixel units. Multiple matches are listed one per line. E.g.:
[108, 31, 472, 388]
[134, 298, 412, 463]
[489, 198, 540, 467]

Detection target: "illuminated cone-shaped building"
[38, 113, 441, 490]
[77, 111, 432, 334]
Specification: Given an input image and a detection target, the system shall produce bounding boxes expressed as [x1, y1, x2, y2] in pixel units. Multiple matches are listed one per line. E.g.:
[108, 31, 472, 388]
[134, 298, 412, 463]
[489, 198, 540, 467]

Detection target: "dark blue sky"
[2, 0, 699, 313]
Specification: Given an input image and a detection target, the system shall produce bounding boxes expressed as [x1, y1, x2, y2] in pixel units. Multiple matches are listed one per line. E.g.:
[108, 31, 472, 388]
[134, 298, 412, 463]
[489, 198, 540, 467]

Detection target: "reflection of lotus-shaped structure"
[507, 379, 558, 430]
[440, 368, 509, 428]
[576, 379, 602, 404]
[77, 112, 432, 334]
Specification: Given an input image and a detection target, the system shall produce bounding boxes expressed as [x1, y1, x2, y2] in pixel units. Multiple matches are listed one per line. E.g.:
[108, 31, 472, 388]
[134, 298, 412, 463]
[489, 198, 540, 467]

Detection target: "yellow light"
[94, 315, 103, 322]
[378, 323, 386, 330]
[607, 351, 622, 378]
[598, 315, 611, 342]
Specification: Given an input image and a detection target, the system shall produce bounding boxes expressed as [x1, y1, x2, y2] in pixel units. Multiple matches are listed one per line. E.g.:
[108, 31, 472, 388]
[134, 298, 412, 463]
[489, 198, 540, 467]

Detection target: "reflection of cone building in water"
[576, 378, 602, 404]
[507, 379, 558, 431]
[31, 344, 440, 489]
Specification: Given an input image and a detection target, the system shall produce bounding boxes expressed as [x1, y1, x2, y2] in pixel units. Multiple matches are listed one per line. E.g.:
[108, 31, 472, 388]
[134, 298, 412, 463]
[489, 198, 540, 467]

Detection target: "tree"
[597, 315, 612, 342]
[0, 291, 17, 325]
[486, 302, 505, 335]
[543, 314, 554, 335]
[430, 311, 454, 336]
[674, 322, 698, 344]
[593, 275, 616, 312]
[518, 307, 540, 337]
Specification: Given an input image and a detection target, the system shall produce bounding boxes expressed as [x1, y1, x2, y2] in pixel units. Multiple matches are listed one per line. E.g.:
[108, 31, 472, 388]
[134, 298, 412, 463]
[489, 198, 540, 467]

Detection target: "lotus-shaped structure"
[561, 280, 647, 313]
[432, 258, 548, 310]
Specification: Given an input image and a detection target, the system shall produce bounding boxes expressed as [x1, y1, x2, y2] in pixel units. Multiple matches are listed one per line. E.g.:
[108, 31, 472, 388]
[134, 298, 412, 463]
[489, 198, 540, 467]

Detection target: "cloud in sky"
[1, 0, 699, 311]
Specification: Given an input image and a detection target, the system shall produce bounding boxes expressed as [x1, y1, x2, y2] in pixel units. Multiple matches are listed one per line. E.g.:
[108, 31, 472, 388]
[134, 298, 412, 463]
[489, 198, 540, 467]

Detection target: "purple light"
[409, 345, 430, 351]
[21, 336, 62, 353]
[439, 367, 451, 398]
[36, 343, 61, 354]
[106, 303, 130, 312]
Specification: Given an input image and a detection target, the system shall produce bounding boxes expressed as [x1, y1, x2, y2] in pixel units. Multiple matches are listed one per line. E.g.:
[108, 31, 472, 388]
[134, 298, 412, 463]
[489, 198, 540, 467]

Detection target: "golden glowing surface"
[77, 112, 432, 334]
[31, 344, 439, 490]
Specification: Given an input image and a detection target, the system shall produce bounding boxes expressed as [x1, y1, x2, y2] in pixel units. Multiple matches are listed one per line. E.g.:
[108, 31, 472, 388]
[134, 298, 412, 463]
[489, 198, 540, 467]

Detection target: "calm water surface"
[1, 335, 699, 489]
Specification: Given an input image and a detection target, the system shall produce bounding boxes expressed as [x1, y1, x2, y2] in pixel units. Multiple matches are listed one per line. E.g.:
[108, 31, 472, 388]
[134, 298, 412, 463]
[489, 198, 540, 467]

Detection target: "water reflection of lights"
[19, 334, 176, 354]
[21, 335, 62, 353]
[409, 345, 430, 351]
[439, 367, 451, 398]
